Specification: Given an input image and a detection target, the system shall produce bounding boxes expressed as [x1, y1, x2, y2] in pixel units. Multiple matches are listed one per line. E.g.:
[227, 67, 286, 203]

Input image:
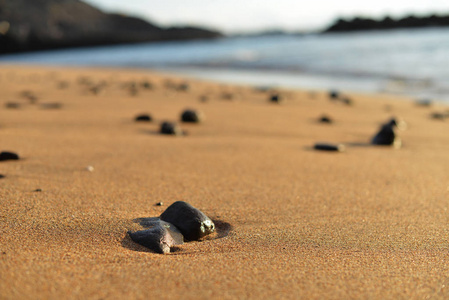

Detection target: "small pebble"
[430, 112, 448, 120]
[318, 115, 333, 124]
[221, 92, 234, 100]
[135, 114, 152, 122]
[177, 83, 190, 92]
[329, 90, 340, 100]
[156, 202, 163, 206]
[314, 143, 345, 152]
[160, 201, 215, 241]
[0, 174, 5, 179]
[415, 99, 432, 107]
[34, 189, 42, 192]
[160, 121, 184, 135]
[341, 97, 353, 106]
[40, 103, 62, 109]
[269, 93, 282, 103]
[5, 102, 20, 109]
[180, 109, 203, 123]
[0, 151, 20, 161]
[140, 81, 153, 90]
[86, 166, 94, 172]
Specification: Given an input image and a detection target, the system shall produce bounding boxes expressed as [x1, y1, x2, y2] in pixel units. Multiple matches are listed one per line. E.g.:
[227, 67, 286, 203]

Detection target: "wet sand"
[1, 65, 449, 299]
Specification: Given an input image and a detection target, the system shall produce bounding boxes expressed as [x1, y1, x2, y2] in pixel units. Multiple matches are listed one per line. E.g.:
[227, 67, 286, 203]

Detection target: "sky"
[84, 0, 449, 33]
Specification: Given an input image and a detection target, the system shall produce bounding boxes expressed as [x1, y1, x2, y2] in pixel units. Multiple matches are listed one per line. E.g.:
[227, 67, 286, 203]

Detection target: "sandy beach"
[1, 65, 449, 299]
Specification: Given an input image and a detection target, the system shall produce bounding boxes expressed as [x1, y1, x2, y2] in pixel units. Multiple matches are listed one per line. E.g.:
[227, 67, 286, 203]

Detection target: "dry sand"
[0, 65, 448, 299]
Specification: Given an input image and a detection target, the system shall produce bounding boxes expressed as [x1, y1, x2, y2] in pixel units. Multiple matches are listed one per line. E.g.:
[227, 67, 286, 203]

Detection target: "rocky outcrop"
[324, 14, 449, 33]
[0, 0, 222, 54]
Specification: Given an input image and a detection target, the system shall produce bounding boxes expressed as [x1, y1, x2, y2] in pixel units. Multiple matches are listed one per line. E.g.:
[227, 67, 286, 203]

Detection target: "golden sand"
[0, 65, 448, 299]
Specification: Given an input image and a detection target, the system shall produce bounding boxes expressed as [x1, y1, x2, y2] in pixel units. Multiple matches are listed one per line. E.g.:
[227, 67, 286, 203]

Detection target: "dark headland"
[324, 13, 449, 33]
[0, 0, 222, 54]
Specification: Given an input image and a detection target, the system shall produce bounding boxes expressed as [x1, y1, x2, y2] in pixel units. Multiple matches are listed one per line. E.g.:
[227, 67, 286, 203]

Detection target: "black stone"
[34, 189, 42, 192]
[156, 202, 163, 206]
[135, 114, 152, 122]
[371, 121, 400, 147]
[0, 174, 5, 179]
[180, 109, 203, 123]
[160, 201, 215, 241]
[0, 151, 19, 161]
[269, 94, 282, 103]
[313, 143, 345, 152]
[319, 115, 333, 124]
[329, 90, 340, 100]
[160, 121, 183, 135]
[128, 221, 184, 254]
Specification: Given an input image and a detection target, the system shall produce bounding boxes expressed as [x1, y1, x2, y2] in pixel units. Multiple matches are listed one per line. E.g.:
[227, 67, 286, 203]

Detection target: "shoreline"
[1, 65, 449, 299]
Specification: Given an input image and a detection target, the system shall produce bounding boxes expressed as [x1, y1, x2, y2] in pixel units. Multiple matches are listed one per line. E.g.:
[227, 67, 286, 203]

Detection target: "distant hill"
[0, 0, 223, 54]
[324, 14, 449, 33]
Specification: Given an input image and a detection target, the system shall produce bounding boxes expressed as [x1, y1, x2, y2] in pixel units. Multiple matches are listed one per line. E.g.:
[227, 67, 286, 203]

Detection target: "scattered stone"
[128, 86, 139, 96]
[314, 143, 345, 152]
[160, 121, 184, 135]
[177, 82, 190, 92]
[40, 103, 62, 109]
[88, 85, 103, 95]
[57, 81, 69, 89]
[128, 220, 184, 254]
[160, 201, 215, 241]
[86, 166, 94, 172]
[156, 202, 164, 206]
[0, 174, 5, 179]
[20, 90, 37, 101]
[180, 109, 203, 123]
[430, 112, 448, 121]
[329, 90, 340, 100]
[318, 115, 333, 124]
[5, 102, 21, 109]
[415, 98, 432, 107]
[269, 93, 282, 103]
[0, 151, 19, 161]
[140, 81, 153, 90]
[34, 189, 42, 192]
[135, 114, 152, 122]
[221, 92, 234, 100]
[341, 97, 353, 106]
[371, 119, 401, 148]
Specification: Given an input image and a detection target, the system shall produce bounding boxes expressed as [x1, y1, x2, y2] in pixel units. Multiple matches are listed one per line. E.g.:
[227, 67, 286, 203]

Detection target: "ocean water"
[1, 27, 449, 101]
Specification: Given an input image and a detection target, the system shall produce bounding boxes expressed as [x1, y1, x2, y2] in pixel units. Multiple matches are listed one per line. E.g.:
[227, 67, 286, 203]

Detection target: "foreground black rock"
[128, 202, 215, 254]
[128, 220, 184, 254]
[180, 109, 203, 123]
[160, 201, 215, 241]
[0, 151, 19, 161]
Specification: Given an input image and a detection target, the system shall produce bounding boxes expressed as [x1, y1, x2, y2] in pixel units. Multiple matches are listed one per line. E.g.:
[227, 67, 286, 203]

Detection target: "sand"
[0, 65, 448, 299]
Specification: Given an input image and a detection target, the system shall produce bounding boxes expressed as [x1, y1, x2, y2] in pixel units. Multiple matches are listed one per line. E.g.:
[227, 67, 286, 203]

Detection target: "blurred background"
[1, 0, 449, 100]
